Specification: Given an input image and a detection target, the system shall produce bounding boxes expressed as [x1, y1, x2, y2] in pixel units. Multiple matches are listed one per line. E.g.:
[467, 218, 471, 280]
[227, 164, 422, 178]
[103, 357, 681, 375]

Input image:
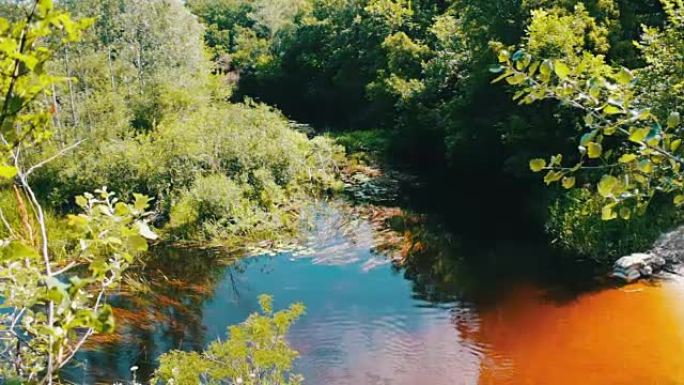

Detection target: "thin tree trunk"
[63, 48, 79, 128]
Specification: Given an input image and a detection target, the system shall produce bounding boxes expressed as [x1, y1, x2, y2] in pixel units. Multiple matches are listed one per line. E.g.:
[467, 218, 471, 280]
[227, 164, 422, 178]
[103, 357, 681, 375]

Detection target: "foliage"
[153, 295, 305, 385]
[0, 189, 156, 382]
[0, 0, 344, 246]
[0, 1, 155, 382]
[547, 189, 683, 262]
[493, 1, 684, 223]
[35, 102, 343, 244]
[329, 129, 391, 158]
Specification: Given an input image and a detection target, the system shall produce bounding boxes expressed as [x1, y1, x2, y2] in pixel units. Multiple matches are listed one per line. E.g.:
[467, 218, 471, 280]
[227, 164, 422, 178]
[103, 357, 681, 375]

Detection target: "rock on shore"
[611, 225, 684, 282]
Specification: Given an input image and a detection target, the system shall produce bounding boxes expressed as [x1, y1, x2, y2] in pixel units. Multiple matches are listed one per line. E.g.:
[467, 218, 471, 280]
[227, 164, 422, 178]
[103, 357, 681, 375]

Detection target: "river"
[65, 197, 684, 385]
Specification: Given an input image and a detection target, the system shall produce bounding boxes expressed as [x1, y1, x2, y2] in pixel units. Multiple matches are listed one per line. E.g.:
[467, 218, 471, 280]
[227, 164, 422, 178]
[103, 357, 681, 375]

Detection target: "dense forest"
[0, 0, 684, 383]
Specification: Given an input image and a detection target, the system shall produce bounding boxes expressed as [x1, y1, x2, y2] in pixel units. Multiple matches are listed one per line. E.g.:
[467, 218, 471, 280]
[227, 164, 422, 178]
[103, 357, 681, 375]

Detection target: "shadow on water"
[63, 191, 684, 385]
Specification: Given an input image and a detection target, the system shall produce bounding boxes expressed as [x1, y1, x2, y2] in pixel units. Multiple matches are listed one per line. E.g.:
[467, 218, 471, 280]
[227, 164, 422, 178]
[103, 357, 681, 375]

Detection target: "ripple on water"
[66, 201, 684, 385]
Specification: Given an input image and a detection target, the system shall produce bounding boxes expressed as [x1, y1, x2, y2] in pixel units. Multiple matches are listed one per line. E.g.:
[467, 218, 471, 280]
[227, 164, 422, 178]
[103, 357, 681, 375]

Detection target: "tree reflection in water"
[64, 197, 613, 385]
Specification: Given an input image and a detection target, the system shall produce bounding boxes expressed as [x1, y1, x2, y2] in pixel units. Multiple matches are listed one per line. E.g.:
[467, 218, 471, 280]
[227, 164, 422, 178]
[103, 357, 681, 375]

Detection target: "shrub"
[153, 295, 305, 385]
[546, 189, 683, 264]
[34, 102, 344, 244]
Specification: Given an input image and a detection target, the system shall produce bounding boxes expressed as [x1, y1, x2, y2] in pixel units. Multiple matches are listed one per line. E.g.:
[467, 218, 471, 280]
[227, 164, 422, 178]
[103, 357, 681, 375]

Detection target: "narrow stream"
[67, 199, 684, 385]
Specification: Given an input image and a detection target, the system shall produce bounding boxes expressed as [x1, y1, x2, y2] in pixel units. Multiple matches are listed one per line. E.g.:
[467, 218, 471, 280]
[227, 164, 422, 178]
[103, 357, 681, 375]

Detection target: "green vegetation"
[3, 0, 684, 382]
[154, 295, 305, 384]
[0, 1, 313, 382]
[22, 0, 343, 246]
[0, 3, 156, 381]
[188, 0, 683, 261]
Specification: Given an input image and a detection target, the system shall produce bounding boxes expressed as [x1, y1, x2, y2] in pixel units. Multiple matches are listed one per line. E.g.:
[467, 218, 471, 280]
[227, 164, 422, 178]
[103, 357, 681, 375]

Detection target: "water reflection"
[65, 200, 684, 385]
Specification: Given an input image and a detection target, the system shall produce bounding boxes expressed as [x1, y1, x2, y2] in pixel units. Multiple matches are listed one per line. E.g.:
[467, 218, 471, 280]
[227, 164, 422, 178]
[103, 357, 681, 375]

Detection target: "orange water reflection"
[468, 276, 684, 385]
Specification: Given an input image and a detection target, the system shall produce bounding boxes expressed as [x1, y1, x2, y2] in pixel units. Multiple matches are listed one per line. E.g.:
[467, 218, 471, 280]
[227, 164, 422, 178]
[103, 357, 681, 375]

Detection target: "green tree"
[493, 0, 684, 221]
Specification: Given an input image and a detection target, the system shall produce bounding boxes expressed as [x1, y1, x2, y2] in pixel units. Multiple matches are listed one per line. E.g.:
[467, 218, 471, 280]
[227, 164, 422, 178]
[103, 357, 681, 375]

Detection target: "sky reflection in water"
[69, 201, 684, 385]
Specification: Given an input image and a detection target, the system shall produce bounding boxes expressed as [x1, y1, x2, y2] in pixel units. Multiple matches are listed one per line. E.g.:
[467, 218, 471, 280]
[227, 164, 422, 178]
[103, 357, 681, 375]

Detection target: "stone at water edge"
[611, 253, 665, 282]
[611, 267, 641, 282]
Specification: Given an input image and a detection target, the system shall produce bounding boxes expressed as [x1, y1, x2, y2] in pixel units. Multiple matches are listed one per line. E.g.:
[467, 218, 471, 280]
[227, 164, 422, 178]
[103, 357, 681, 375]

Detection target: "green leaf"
[587, 142, 602, 158]
[540, 60, 553, 76]
[597, 175, 618, 198]
[75, 195, 88, 208]
[615, 67, 634, 85]
[554, 61, 570, 79]
[133, 193, 151, 212]
[603, 105, 621, 115]
[619, 207, 631, 220]
[0, 164, 17, 179]
[529, 158, 546, 172]
[638, 159, 653, 173]
[543, 170, 563, 185]
[90, 259, 108, 278]
[618, 153, 637, 163]
[0, 241, 39, 261]
[528, 61, 540, 76]
[498, 49, 510, 63]
[601, 203, 618, 221]
[629, 128, 650, 143]
[671, 139, 682, 152]
[491, 71, 512, 83]
[37, 0, 54, 16]
[505, 73, 526, 85]
[127, 234, 148, 252]
[589, 81, 601, 99]
[667, 112, 681, 129]
[675, 195, 684, 206]
[636, 109, 652, 120]
[561, 176, 576, 189]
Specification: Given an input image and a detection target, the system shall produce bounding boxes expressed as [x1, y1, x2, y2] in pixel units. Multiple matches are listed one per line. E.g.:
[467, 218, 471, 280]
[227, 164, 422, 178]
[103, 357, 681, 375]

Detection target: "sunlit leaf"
[587, 142, 602, 158]
[529, 158, 546, 172]
[505, 74, 526, 85]
[667, 112, 681, 129]
[0, 165, 17, 179]
[603, 105, 621, 115]
[615, 67, 634, 85]
[601, 203, 618, 221]
[618, 153, 637, 163]
[675, 195, 684, 206]
[562, 176, 576, 189]
[597, 175, 618, 198]
[543, 170, 563, 185]
[629, 127, 650, 143]
[554, 60, 570, 79]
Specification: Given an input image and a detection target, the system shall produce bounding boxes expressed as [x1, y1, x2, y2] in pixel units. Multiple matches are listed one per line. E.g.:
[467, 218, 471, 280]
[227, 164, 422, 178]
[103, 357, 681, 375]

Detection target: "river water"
[67, 199, 684, 385]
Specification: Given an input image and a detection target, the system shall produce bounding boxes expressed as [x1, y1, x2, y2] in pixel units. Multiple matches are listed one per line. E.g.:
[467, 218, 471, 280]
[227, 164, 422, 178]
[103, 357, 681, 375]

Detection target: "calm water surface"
[68, 201, 684, 385]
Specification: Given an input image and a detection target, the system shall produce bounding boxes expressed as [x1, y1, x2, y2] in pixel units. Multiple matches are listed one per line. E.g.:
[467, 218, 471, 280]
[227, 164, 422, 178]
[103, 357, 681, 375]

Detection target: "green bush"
[154, 295, 304, 385]
[34, 102, 344, 244]
[547, 189, 683, 264]
[167, 173, 283, 242]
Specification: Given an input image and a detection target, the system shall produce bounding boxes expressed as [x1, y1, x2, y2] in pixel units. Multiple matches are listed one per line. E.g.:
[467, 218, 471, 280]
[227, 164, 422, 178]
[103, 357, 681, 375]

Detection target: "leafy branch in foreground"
[153, 294, 305, 385]
[0, 1, 156, 383]
[491, 3, 684, 221]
